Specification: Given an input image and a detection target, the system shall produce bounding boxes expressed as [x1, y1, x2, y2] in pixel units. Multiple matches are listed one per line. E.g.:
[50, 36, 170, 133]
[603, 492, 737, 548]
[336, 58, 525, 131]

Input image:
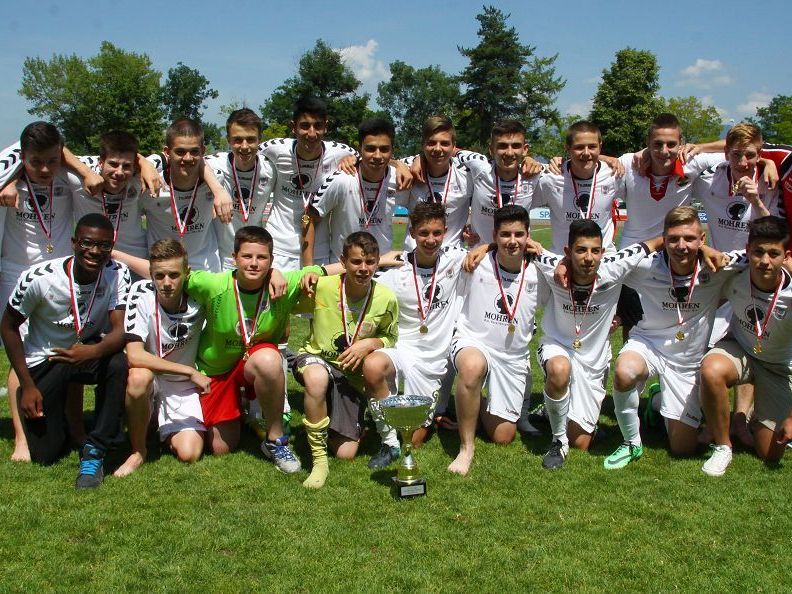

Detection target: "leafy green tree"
[590, 48, 662, 156]
[377, 61, 461, 155]
[19, 41, 164, 153]
[531, 114, 581, 161]
[658, 96, 722, 144]
[457, 5, 564, 150]
[260, 40, 372, 146]
[161, 62, 222, 150]
[750, 95, 792, 144]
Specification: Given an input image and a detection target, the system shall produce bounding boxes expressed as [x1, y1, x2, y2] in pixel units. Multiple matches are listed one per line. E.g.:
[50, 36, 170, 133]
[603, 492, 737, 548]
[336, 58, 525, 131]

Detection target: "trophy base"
[392, 477, 427, 499]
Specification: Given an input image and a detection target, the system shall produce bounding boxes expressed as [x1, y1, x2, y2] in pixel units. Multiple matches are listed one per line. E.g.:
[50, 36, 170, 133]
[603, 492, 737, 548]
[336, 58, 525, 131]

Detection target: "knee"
[331, 439, 358, 460]
[613, 362, 639, 391]
[545, 358, 571, 391]
[248, 348, 283, 377]
[700, 357, 729, 390]
[126, 369, 153, 398]
[211, 440, 232, 456]
[362, 353, 388, 384]
[174, 442, 203, 463]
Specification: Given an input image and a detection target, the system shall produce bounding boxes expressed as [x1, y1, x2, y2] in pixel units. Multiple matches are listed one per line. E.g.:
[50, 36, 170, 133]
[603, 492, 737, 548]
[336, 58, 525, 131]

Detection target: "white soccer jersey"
[259, 138, 358, 263]
[143, 155, 220, 272]
[124, 280, 205, 382]
[374, 247, 467, 361]
[617, 152, 724, 248]
[206, 152, 276, 269]
[723, 268, 792, 369]
[401, 155, 473, 249]
[535, 243, 650, 368]
[624, 250, 748, 368]
[453, 251, 539, 357]
[534, 162, 619, 253]
[693, 162, 780, 251]
[456, 150, 540, 246]
[312, 165, 410, 259]
[8, 257, 131, 367]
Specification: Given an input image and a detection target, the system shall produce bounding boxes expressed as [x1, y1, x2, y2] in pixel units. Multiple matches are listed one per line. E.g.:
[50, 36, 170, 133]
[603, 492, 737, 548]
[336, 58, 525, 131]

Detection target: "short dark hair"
[99, 130, 139, 160]
[648, 113, 682, 140]
[293, 96, 328, 122]
[409, 201, 446, 228]
[748, 216, 789, 247]
[20, 121, 63, 154]
[233, 225, 273, 253]
[226, 108, 262, 136]
[75, 213, 114, 236]
[422, 115, 455, 144]
[358, 118, 395, 146]
[149, 238, 188, 266]
[491, 119, 526, 142]
[565, 120, 601, 146]
[568, 219, 602, 246]
[342, 231, 380, 259]
[494, 204, 530, 232]
[165, 118, 204, 147]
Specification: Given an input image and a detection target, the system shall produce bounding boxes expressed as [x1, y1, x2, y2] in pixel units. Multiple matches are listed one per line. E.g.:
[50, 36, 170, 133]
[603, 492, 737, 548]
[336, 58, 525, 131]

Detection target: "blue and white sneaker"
[261, 436, 301, 474]
[76, 444, 105, 489]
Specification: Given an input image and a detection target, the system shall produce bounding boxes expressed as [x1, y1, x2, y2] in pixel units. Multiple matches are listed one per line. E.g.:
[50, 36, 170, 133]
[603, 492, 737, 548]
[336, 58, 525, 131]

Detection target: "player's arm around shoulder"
[184, 269, 228, 305]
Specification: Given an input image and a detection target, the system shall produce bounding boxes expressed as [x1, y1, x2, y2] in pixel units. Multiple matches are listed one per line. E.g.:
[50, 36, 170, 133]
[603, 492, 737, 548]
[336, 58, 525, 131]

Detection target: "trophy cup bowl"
[371, 394, 434, 499]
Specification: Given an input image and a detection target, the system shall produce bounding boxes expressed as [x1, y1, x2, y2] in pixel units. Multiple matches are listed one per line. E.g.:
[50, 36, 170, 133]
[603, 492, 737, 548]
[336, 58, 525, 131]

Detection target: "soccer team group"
[3, 94, 792, 490]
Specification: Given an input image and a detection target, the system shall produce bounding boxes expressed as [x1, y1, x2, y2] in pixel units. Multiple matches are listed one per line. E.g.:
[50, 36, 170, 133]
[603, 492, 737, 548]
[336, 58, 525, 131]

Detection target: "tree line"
[17, 6, 790, 158]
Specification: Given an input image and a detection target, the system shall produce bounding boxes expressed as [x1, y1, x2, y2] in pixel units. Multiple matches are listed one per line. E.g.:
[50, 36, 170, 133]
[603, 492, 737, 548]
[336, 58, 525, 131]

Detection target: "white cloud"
[700, 95, 728, 119]
[677, 58, 734, 89]
[736, 92, 773, 116]
[565, 100, 592, 117]
[335, 39, 389, 92]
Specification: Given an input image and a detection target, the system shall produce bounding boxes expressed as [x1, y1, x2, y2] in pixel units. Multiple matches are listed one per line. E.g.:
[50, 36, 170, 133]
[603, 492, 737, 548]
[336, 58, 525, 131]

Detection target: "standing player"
[699, 216, 792, 475]
[534, 220, 663, 468]
[449, 205, 539, 476]
[116, 239, 209, 477]
[363, 202, 468, 464]
[604, 207, 746, 469]
[0, 214, 130, 488]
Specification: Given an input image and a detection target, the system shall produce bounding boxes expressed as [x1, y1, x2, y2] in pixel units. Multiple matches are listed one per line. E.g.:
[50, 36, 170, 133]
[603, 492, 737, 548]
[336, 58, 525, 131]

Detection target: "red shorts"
[201, 342, 278, 427]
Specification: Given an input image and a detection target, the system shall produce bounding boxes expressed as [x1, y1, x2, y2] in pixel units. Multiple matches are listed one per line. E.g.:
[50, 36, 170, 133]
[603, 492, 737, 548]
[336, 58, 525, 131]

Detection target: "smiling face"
[99, 150, 136, 194]
[747, 239, 788, 290]
[232, 241, 272, 287]
[493, 220, 529, 261]
[727, 141, 762, 181]
[22, 145, 62, 185]
[164, 135, 204, 182]
[410, 217, 446, 263]
[648, 127, 682, 174]
[490, 133, 526, 178]
[341, 245, 378, 291]
[566, 131, 601, 179]
[359, 133, 393, 180]
[565, 235, 604, 284]
[227, 123, 260, 171]
[422, 130, 455, 175]
[72, 225, 114, 279]
[291, 113, 327, 156]
[664, 220, 705, 274]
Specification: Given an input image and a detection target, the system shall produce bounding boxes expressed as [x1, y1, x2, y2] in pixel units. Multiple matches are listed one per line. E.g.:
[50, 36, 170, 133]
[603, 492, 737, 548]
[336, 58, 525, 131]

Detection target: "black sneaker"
[368, 445, 401, 469]
[542, 440, 568, 470]
[76, 444, 105, 489]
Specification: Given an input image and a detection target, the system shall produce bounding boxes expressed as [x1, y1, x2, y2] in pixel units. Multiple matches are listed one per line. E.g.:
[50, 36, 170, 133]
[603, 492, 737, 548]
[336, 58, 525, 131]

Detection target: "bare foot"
[447, 448, 473, 476]
[10, 441, 31, 462]
[113, 452, 145, 477]
[731, 413, 755, 448]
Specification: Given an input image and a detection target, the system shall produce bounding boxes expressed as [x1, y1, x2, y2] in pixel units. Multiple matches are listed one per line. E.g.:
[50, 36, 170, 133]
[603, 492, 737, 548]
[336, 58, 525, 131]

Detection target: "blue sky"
[1, 0, 789, 146]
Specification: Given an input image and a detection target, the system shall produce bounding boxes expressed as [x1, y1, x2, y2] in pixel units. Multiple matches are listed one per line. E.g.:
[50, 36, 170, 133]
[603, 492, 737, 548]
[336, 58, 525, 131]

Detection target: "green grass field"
[0, 223, 789, 592]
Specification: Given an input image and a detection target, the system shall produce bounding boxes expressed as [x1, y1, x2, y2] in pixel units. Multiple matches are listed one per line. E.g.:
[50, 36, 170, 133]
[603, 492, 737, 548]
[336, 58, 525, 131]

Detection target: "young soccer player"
[310, 118, 410, 261]
[185, 226, 319, 468]
[448, 205, 539, 476]
[534, 220, 663, 468]
[115, 239, 208, 477]
[293, 231, 399, 488]
[604, 206, 746, 469]
[363, 202, 468, 463]
[699, 216, 792, 476]
[0, 213, 131, 488]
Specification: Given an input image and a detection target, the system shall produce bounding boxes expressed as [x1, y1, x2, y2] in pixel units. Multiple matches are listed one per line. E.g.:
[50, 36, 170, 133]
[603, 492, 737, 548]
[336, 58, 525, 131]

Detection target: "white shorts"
[272, 252, 301, 273]
[537, 340, 608, 434]
[706, 339, 792, 431]
[451, 337, 528, 422]
[378, 346, 447, 411]
[619, 338, 702, 428]
[153, 376, 206, 439]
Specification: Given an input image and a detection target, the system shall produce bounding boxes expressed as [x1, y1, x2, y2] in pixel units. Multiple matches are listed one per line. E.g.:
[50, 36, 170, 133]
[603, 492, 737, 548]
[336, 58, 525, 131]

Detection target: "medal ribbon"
[749, 273, 783, 346]
[570, 162, 598, 219]
[493, 167, 520, 208]
[357, 167, 386, 229]
[668, 257, 700, 332]
[569, 277, 598, 340]
[727, 166, 761, 197]
[101, 191, 125, 243]
[339, 274, 374, 347]
[23, 175, 53, 244]
[411, 253, 439, 329]
[232, 276, 269, 351]
[294, 141, 325, 216]
[425, 165, 454, 205]
[493, 254, 527, 329]
[167, 171, 200, 238]
[230, 153, 259, 222]
[66, 256, 103, 341]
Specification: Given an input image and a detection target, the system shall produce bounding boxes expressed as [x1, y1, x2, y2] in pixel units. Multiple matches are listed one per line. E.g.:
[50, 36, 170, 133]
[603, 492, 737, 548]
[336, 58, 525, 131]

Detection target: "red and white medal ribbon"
[357, 167, 386, 229]
[230, 153, 259, 223]
[668, 257, 700, 340]
[23, 175, 53, 246]
[339, 274, 374, 347]
[294, 142, 324, 217]
[570, 162, 598, 219]
[411, 253, 438, 333]
[66, 256, 103, 342]
[232, 276, 269, 353]
[569, 277, 597, 346]
[749, 272, 783, 352]
[493, 168, 520, 208]
[425, 165, 454, 205]
[167, 171, 199, 238]
[493, 254, 527, 333]
[100, 191, 124, 243]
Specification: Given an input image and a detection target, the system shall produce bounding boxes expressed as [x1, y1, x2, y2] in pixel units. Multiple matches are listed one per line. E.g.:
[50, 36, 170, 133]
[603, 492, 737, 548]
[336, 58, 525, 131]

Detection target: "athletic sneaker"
[603, 442, 644, 470]
[261, 436, 301, 474]
[368, 445, 401, 469]
[75, 444, 105, 489]
[702, 445, 732, 477]
[542, 440, 568, 470]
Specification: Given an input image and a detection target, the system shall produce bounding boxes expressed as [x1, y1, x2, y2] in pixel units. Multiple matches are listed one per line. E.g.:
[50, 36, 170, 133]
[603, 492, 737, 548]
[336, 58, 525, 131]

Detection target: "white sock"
[370, 396, 400, 448]
[544, 390, 569, 446]
[613, 387, 642, 446]
[278, 343, 291, 414]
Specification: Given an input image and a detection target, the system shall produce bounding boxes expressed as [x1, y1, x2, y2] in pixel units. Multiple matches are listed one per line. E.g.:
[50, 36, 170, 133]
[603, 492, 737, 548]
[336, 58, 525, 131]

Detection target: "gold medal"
[301, 213, 311, 227]
[753, 342, 762, 354]
[46, 244, 54, 254]
[243, 350, 250, 361]
[507, 323, 516, 334]
[675, 330, 685, 341]
[572, 338, 582, 350]
[419, 324, 428, 334]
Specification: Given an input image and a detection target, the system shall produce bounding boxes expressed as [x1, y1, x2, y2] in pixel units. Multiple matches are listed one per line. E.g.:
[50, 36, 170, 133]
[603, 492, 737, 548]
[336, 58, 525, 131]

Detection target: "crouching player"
[363, 202, 468, 465]
[115, 239, 209, 476]
[293, 232, 399, 488]
[700, 216, 792, 475]
[535, 220, 663, 468]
